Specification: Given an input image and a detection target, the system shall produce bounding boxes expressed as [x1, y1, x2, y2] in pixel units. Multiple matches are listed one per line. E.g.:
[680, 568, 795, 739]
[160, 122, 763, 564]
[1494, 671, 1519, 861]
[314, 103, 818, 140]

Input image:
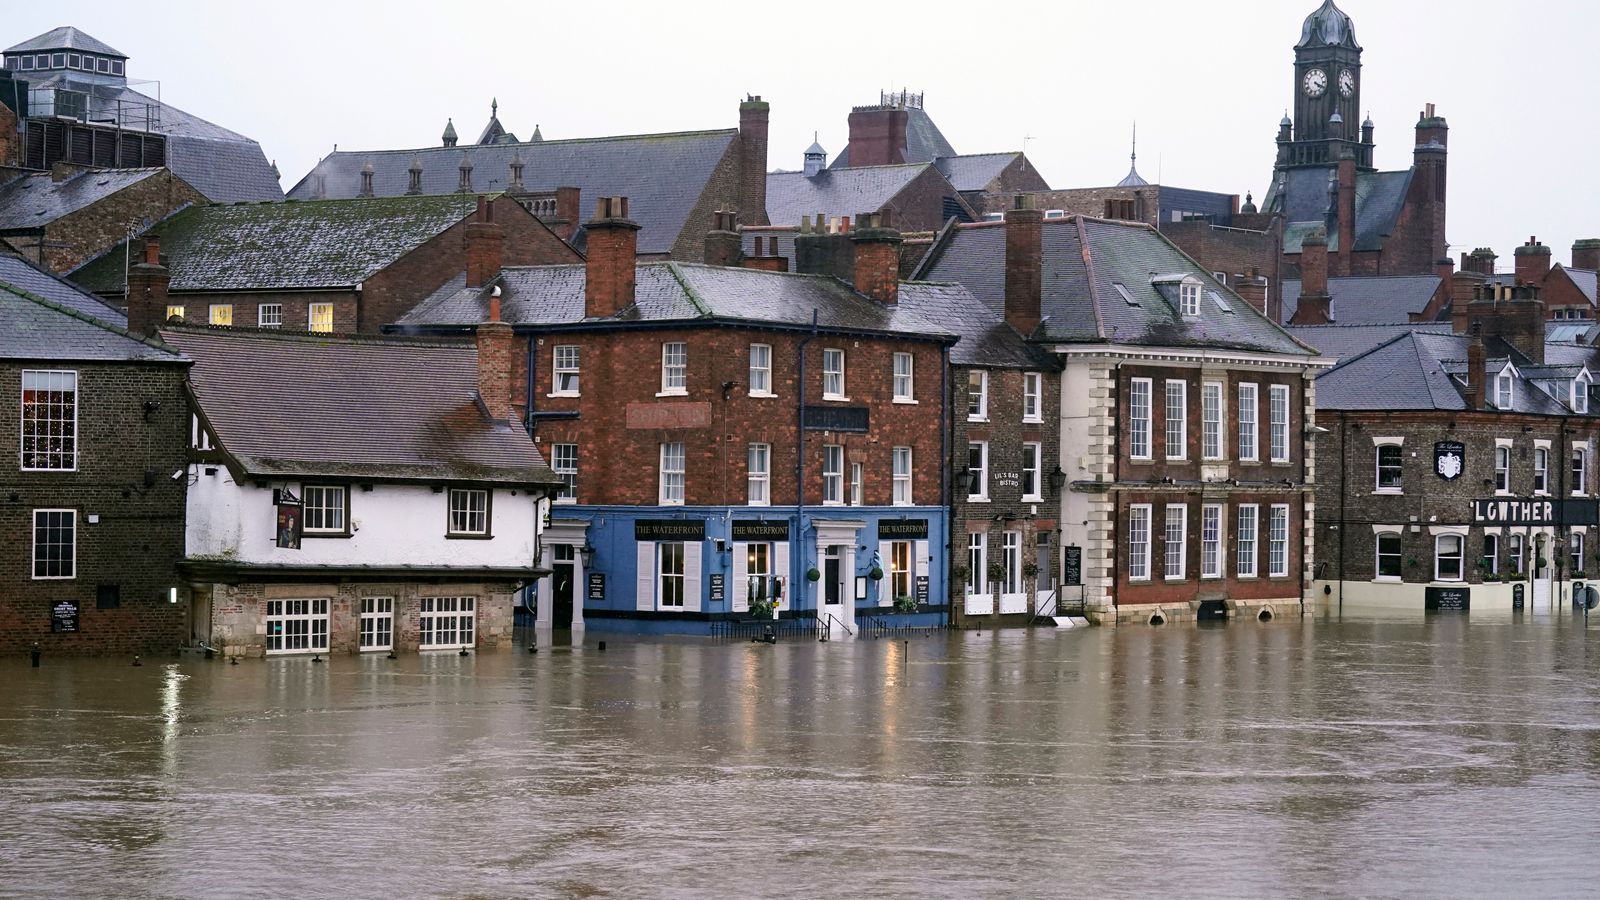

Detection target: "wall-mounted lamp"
[141, 399, 162, 422]
[952, 469, 972, 494]
[579, 543, 595, 566]
[1047, 466, 1067, 493]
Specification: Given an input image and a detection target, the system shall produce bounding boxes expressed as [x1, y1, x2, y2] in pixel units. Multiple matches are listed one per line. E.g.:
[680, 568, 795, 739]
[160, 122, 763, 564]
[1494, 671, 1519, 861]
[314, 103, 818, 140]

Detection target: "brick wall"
[529, 327, 945, 508]
[162, 290, 360, 332]
[0, 361, 190, 655]
[29, 171, 207, 274]
[1162, 221, 1278, 300]
[670, 141, 745, 263]
[973, 186, 1161, 226]
[880, 166, 972, 234]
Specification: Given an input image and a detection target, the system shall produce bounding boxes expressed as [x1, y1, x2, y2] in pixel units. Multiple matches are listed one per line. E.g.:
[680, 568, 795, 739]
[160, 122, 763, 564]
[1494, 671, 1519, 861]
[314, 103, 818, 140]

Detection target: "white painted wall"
[186, 464, 541, 569]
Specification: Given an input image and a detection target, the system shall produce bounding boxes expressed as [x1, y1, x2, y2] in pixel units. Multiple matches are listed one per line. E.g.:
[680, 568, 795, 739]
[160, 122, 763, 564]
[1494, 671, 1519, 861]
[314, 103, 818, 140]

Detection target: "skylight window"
[1114, 283, 1139, 306]
[1208, 290, 1234, 314]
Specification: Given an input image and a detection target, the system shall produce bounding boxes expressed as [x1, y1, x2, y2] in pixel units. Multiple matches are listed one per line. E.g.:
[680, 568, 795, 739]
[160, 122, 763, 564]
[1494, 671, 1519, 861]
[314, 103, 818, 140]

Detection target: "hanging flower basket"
[806, 567, 821, 582]
[868, 566, 884, 581]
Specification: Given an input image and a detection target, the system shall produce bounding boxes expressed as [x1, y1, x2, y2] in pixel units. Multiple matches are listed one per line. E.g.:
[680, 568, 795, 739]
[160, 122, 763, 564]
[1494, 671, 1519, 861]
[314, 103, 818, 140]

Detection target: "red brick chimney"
[1234, 267, 1269, 316]
[738, 96, 771, 227]
[1336, 148, 1356, 277]
[126, 235, 170, 336]
[1459, 247, 1497, 276]
[846, 103, 909, 167]
[1413, 256, 1455, 322]
[584, 196, 641, 318]
[1514, 236, 1552, 286]
[465, 196, 504, 289]
[1003, 195, 1043, 334]
[1465, 337, 1486, 411]
[1449, 271, 1486, 333]
[550, 187, 581, 240]
[704, 210, 741, 267]
[1290, 228, 1332, 325]
[476, 291, 516, 424]
[1572, 239, 1600, 272]
[851, 211, 902, 305]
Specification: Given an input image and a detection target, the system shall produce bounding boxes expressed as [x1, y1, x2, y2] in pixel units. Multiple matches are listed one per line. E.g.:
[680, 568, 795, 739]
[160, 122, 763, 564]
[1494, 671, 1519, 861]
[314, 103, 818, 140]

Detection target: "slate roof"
[0, 167, 163, 231]
[766, 164, 931, 227]
[287, 129, 737, 255]
[0, 252, 125, 324]
[1317, 330, 1569, 414]
[6, 26, 126, 57]
[918, 216, 1314, 356]
[397, 262, 959, 343]
[892, 280, 1056, 369]
[1285, 322, 1451, 362]
[0, 271, 179, 363]
[1281, 274, 1442, 325]
[934, 153, 1021, 192]
[1271, 167, 1411, 254]
[71, 194, 482, 294]
[1553, 265, 1598, 305]
[1547, 320, 1600, 344]
[161, 327, 556, 484]
[830, 105, 957, 169]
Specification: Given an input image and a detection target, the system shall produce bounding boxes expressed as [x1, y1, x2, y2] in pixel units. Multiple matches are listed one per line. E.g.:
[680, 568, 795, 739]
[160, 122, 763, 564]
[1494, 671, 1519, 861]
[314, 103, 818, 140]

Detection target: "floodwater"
[4, 613, 1600, 899]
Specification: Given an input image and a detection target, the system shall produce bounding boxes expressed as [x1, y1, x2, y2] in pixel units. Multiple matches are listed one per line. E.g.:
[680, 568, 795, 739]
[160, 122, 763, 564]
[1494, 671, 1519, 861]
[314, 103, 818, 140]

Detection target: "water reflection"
[2, 615, 1600, 898]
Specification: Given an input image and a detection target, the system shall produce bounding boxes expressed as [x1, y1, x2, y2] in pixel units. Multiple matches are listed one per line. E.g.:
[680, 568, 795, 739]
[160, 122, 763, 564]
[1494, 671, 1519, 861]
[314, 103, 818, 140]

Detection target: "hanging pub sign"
[731, 520, 789, 541]
[634, 519, 706, 541]
[273, 489, 303, 550]
[1434, 441, 1466, 481]
[50, 599, 79, 633]
[878, 519, 929, 539]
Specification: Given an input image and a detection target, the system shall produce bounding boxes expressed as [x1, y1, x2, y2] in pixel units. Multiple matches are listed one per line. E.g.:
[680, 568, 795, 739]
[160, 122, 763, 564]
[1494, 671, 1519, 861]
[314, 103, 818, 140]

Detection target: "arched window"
[1375, 532, 1403, 579]
[1435, 534, 1464, 582]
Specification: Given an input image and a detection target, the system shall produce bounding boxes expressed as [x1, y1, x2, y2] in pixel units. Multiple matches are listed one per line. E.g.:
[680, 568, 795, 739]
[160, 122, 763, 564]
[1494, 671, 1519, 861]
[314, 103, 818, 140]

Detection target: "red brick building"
[0, 164, 205, 273]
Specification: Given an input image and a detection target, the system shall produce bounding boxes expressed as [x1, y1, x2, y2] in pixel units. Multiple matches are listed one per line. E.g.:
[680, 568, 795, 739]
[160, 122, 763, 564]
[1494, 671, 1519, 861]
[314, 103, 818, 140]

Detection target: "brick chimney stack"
[794, 214, 856, 282]
[1233, 267, 1269, 316]
[1572, 239, 1600, 272]
[1412, 103, 1449, 269]
[846, 98, 910, 167]
[1466, 337, 1486, 411]
[465, 196, 504, 289]
[704, 210, 742, 267]
[476, 290, 517, 425]
[125, 235, 170, 336]
[1003, 195, 1043, 335]
[584, 196, 641, 319]
[1459, 247, 1497, 276]
[1465, 281, 1546, 364]
[1290, 228, 1332, 325]
[1514, 236, 1551, 286]
[851, 210, 902, 305]
[738, 96, 771, 227]
[1336, 147, 1357, 277]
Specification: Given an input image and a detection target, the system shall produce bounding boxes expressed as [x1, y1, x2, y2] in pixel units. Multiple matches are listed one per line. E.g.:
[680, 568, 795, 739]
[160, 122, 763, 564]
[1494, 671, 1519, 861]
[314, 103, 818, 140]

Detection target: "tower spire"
[1116, 122, 1148, 187]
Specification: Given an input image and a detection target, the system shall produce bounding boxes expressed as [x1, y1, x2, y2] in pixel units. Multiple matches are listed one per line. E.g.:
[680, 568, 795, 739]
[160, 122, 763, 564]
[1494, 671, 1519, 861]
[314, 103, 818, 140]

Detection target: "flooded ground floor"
[3, 611, 1600, 897]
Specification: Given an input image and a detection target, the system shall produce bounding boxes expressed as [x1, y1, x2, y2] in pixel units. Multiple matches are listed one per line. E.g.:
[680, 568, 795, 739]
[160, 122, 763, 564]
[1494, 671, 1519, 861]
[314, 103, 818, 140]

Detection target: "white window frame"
[1238, 383, 1259, 462]
[447, 488, 490, 536]
[967, 441, 988, 501]
[301, 484, 348, 534]
[749, 343, 773, 397]
[1482, 533, 1500, 577]
[20, 369, 78, 472]
[1200, 504, 1223, 579]
[1574, 444, 1590, 497]
[850, 462, 863, 506]
[1021, 442, 1043, 502]
[892, 446, 913, 505]
[419, 596, 476, 650]
[660, 342, 687, 395]
[1495, 370, 1514, 410]
[1534, 443, 1550, 495]
[1375, 439, 1404, 493]
[1509, 533, 1525, 575]
[1129, 377, 1152, 460]
[967, 370, 988, 421]
[1269, 384, 1291, 462]
[1180, 281, 1200, 316]
[747, 443, 770, 506]
[966, 532, 987, 596]
[1201, 381, 1224, 460]
[552, 345, 581, 396]
[1165, 379, 1187, 460]
[658, 543, 686, 609]
[208, 303, 233, 326]
[1574, 531, 1587, 574]
[552, 443, 577, 502]
[1128, 504, 1152, 581]
[1164, 504, 1187, 580]
[359, 596, 394, 651]
[1494, 440, 1512, 495]
[1236, 504, 1258, 578]
[308, 302, 334, 333]
[822, 444, 843, 505]
[1375, 530, 1403, 581]
[893, 352, 915, 403]
[1268, 504, 1289, 577]
[1002, 530, 1023, 595]
[1574, 372, 1591, 414]
[822, 348, 846, 400]
[1435, 534, 1464, 582]
[264, 598, 329, 654]
[1023, 372, 1043, 422]
[257, 303, 282, 328]
[32, 508, 76, 580]
[659, 442, 685, 504]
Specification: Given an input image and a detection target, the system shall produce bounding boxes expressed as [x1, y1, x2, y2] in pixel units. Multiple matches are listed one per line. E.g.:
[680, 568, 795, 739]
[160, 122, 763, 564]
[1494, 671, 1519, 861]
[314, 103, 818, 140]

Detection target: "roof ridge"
[1075, 216, 1108, 341]
[0, 280, 184, 359]
[664, 263, 712, 317]
[161, 322, 471, 349]
[323, 128, 738, 159]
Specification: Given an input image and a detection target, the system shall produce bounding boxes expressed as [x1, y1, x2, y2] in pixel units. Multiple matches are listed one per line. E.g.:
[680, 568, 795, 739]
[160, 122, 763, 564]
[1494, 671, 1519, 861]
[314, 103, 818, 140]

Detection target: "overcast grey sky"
[11, 1, 1597, 270]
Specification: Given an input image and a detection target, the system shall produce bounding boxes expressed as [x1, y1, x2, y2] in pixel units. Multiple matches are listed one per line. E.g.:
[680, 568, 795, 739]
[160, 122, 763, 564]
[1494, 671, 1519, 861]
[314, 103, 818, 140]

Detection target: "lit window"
[822, 348, 846, 399]
[419, 596, 475, 649]
[822, 444, 843, 504]
[1238, 383, 1259, 461]
[553, 345, 580, 395]
[1376, 532, 1402, 579]
[890, 540, 913, 603]
[265, 598, 328, 654]
[967, 442, 988, 500]
[1128, 378, 1152, 459]
[1023, 372, 1042, 422]
[302, 485, 348, 534]
[1237, 504, 1258, 577]
[1269, 385, 1290, 462]
[552, 444, 577, 501]
[749, 344, 772, 396]
[209, 304, 233, 326]
[359, 597, 394, 651]
[1376, 444, 1403, 491]
[308, 303, 334, 333]
[1200, 504, 1222, 578]
[748, 443, 770, 505]
[893, 352, 914, 402]
[1165, 379, 1187, 460]
[1127, 504, 1151, 581]
[1435, 534, 1463, 581]
[32, 509, 75, 579]
[967, 370, 988, 420]
[661, 342, 687, 393]
[165, 305, 185, 322]
[892, 446, 912, 505]
[448, 488, 490, 536]
[1268, 505, 1289, 577]
[1180, 281, 1200, 316]
[658, 544, 685, 608]
[659, 442, 685, 504]
[258, 303, 282, 328]
[20, 370, 77, 471]
[1164, 504, 1187, 579]
[1201, 382, 1224, 460]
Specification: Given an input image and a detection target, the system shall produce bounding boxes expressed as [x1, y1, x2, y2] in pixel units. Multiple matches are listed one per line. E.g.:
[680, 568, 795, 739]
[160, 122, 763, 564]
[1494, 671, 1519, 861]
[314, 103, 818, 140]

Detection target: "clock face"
[1338, 68, 1355, 97]
[1303, 68, 1327, 97]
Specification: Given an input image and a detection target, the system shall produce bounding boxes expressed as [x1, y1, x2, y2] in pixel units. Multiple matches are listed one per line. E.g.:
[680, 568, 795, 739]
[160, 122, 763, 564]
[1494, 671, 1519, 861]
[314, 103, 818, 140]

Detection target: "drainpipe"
[524, 336, 536, 433]
[796, 310, 819, 611]
[939, 343, 951, 627]
[1111, 363, 1123, 612]
[1337, 410, 1346, 614]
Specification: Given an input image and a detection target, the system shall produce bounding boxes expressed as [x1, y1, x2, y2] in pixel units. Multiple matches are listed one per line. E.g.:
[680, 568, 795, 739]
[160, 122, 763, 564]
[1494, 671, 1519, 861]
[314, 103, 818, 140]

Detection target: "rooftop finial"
[1116, 122, 1148, 187]
[491, 97, 498, 116]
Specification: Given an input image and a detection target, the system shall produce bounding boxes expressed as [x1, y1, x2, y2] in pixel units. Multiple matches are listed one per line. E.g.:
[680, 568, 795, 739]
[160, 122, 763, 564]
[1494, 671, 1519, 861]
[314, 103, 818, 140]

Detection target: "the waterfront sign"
[879, 519, 929, 538]
[731, 520, 789, 541]
[634, 520, 706, 540]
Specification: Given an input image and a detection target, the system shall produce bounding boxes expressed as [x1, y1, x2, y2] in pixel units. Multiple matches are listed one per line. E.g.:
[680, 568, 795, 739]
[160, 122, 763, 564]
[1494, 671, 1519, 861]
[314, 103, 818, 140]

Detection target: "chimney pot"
[584, 196, 642, 318]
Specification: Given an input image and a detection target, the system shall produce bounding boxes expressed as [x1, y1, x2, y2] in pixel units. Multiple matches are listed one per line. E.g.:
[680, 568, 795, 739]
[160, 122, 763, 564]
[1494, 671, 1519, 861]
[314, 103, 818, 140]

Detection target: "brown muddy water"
[3, 612, 1600, 898]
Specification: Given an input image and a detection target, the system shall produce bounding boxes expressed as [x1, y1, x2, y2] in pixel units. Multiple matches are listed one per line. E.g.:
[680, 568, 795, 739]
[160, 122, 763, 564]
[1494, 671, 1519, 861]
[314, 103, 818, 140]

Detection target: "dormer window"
[1495, 369, 1514, 410]
[1574, 371, 1591, 414]
[1180, 282, 1200, 316]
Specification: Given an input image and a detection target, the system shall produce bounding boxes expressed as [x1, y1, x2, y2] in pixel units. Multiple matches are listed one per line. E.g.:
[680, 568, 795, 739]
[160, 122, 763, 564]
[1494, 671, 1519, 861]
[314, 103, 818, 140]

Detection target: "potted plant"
[1022, 562, 1040, 581]
[748, 597, 775, 620]
[893, 594, 917, 613]
[951, 564, 969, 585]
[987, 561, 1007, 583]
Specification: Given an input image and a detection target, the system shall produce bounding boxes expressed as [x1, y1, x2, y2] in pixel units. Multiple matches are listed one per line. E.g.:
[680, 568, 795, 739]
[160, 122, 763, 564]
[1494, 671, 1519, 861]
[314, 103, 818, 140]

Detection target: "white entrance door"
[819, 543, 856, 638]
[999, 530, 1028, 614]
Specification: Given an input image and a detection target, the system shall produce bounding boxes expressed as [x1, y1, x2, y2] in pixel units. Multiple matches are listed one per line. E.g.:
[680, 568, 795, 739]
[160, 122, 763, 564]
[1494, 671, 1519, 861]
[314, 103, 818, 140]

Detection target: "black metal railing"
[709, 618, 815, 642]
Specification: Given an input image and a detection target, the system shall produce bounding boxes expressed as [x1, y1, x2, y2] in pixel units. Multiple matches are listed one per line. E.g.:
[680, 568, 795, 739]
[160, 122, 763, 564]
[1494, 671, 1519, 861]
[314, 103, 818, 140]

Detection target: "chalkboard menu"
[586, 572, 605, 601]
[1064, 545, 1083, 587]
[915, 575, 929, 605]
[1512, 583, 1525, 609]
[709, 573, 725, 602]
[1424, 586, 1470, 611]
[50, 599, 79, 633]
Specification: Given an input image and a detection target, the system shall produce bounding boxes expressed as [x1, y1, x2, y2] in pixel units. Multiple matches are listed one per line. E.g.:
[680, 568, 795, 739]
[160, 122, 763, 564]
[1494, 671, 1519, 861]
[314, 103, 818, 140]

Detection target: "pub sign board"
[709, 573, 725, 602]
[1434, 441, 1466, 481]
[1424, 586, 1470, 611]
[275, 497, 302, 550]
[50, 599, 79, 633]
[1064, 545, 1083, 587]
[587, 572, 605, 601]
[879, 519, 929, 539]
[731, 520, 789, 541]
[915, 574, 929, 605]
[634, 520, 706, 541]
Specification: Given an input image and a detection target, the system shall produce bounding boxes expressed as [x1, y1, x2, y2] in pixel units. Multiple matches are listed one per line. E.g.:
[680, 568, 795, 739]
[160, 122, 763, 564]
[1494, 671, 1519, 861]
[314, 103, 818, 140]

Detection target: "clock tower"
[1280, 0, 1370, 169]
